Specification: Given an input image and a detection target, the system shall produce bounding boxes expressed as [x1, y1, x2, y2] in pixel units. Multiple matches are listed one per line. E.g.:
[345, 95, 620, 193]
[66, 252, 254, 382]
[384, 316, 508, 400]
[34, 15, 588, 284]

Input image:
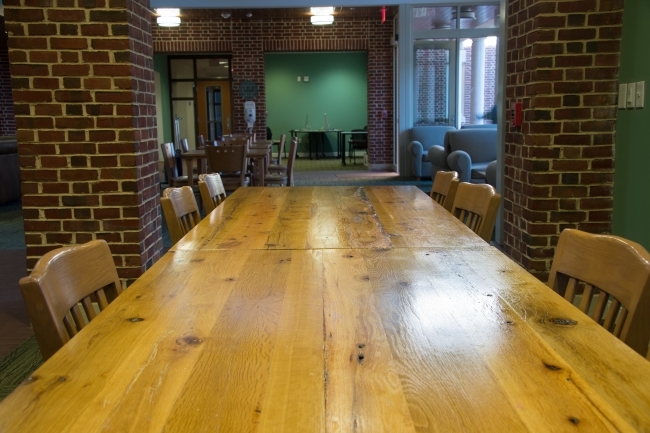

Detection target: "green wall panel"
[613, 1, 650, 250]
[154, 54, 172, 144]
[265, 52, 368, 154]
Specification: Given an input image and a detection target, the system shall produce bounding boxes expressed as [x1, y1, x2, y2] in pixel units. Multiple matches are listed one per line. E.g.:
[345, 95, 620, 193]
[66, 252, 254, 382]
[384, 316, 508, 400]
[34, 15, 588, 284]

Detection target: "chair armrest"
[408, 140, 424, 177]
[447, 150, 472, 183]
[427, 145, 448, 169]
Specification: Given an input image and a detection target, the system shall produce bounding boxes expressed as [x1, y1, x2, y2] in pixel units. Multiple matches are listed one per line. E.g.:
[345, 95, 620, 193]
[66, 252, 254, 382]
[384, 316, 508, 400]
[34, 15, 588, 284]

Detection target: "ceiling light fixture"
[311, 14, 334, 25]
[221, 12, 231, 19]
[310, 7, 334, 15]
[155, 9, 181, 27]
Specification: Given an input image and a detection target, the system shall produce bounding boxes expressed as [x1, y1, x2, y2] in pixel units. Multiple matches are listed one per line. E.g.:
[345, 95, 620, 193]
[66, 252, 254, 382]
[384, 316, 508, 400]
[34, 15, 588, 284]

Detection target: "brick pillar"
[367, 19, 393, 168]
[4, 0, 162, 284]
[0, 16, 17, 136]
[504, 0, 622, 280]
[231, 19, 266, 139]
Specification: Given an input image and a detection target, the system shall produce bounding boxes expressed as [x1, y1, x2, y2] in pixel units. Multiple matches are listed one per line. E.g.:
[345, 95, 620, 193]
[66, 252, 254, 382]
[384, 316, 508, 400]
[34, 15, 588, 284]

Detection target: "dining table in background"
[181, 143, 272, 188]
[1, 186, 649, 432]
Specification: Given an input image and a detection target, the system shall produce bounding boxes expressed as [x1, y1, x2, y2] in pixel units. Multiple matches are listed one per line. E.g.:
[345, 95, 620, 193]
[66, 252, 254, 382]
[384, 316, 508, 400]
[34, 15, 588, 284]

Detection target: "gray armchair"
[428, 128, 497, 183]
[407, 126, 455, 179]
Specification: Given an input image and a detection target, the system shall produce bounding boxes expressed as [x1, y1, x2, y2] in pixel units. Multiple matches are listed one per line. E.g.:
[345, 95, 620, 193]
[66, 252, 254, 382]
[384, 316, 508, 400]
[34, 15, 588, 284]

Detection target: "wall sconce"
[156, 8, 181, 27]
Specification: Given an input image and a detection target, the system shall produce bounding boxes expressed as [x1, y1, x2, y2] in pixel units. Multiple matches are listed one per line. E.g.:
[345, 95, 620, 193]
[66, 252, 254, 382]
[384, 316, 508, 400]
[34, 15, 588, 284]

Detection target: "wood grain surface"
[1, 186, 649, 432]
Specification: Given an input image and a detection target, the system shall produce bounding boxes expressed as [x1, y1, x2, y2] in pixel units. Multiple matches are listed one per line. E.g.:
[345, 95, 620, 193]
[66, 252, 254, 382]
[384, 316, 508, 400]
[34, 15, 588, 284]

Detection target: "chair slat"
[613, 308, 628, 338]
[81, 296, 97, 321]
[591, 290, 609, 323]
[578, 283, 594, 313]
[602, 298, 621, 332]
[564, 277, 577, 303]
[70, 303, 86, 332]
[96, 288, 109, 310]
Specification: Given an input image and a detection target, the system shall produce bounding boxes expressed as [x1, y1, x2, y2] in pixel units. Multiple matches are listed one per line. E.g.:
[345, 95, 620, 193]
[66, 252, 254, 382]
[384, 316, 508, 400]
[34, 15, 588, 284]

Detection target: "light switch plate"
[636, 81, 645, 108]
[618, 83, 627, 109]
[627, 82, 636, 108]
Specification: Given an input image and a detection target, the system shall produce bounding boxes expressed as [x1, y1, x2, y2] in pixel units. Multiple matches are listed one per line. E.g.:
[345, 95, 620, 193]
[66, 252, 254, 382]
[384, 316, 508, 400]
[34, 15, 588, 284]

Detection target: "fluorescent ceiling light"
[155, 8, 180, 17]
[311, 14, 334, 25]
[157, 16, 181, 27]
[311, 7, 334, 15]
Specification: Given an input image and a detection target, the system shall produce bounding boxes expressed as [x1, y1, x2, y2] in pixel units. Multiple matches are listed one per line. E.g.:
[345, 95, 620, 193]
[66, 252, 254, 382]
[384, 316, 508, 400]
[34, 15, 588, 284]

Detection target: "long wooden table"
[1, 186, 650, 432]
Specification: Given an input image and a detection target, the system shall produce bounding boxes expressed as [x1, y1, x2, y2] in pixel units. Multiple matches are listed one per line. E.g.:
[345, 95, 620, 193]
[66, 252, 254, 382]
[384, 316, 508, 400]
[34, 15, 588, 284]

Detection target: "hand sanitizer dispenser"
[244, 101, 256, 130]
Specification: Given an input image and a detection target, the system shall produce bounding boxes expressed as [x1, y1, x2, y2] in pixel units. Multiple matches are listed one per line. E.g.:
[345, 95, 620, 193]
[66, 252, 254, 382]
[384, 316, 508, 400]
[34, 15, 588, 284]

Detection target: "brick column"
[0, 16, 17, 136]
[504, 0, 622, 280]
[367, 19, 393, 168]
[4, 0, 162, 284]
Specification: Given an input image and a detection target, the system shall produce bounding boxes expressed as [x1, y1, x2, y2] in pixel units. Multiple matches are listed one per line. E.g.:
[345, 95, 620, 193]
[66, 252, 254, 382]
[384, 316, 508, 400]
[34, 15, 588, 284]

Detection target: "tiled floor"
[0, 162, 424, 357]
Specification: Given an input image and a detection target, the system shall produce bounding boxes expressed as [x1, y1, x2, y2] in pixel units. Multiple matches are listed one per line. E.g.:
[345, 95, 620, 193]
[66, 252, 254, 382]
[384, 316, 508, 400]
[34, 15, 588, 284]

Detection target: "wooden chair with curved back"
[205, 144, 250, 193]
[268, 134, 287, 174]
[548, 229, 650, 357]
[161, 186, 202, 245]
[265, 137, 298, 187]
[161, 142, 197, 187]
[430, 170, 459, 212]
[198, 173, 227, 215]
[451, 182, 501, 242]
[19, 239, 122, 361]
[180, 138, 190, 153]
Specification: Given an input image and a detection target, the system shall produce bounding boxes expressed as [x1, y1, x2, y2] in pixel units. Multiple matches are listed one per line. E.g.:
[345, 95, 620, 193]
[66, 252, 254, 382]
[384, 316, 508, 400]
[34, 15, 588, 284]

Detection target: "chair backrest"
[205, 144, 248, 187]
[161, 142, 180, 183]
[350, 127, 368, 144]
[198, 173, 227, 214]
[430, 170, 459, 212]
[451, 182, 501, 242]
[548, 229, 650, 357]
[286, 137, 299, 186]
[277, 134, 286, 165]
[180, 138, 189, 153]
[161, 186, 201, 245]
[444, 128, 497, 163]
[197, 135, 206, 149]
[19, 240, 122, 361]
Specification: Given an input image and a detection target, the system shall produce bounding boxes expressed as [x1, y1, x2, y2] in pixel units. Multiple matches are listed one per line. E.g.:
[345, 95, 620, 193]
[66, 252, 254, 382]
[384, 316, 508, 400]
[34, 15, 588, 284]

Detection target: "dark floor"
[0, 160, 428, 358]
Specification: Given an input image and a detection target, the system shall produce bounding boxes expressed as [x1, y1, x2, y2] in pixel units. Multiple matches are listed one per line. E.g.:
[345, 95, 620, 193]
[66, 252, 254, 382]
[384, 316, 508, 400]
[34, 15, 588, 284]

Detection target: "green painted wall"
[265, 52, 368, 154]
[154, 54, 172, 144]
[613, 1, 650, 250]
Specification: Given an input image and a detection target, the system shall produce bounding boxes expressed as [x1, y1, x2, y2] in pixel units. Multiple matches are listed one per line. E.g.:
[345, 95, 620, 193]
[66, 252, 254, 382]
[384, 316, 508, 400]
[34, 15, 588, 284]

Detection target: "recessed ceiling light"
[221, 12, 231, 19]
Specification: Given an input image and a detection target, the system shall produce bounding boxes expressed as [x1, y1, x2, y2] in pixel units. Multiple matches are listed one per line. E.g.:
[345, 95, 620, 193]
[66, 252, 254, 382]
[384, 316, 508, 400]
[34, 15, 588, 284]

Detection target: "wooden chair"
[451, 182, 501, 242]
[265, 137, 298, 187]
[548, 229, 650, 357]
[430, 170, 459, 212]
[161, 186, 202, 245]
[19, 240, 122, 361]
[268, 134, 287, 174]
[198, 173, 227, 214]
[161, 142, 196, 187]
[205, 144, 250, 192]
[180, 138, 189, 153]
[348, 127, 368, 164]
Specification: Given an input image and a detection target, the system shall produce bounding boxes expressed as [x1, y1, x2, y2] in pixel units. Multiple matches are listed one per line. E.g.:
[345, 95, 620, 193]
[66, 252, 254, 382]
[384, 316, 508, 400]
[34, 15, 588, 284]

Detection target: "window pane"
[170, 58, 194, 79]
[415, 40, 455, 126]
[459, 37, 498, 126]
[413, 6, 456, 31]
[171, 81, 194, 98]
[458, 5, 499, 29]
[196, 59, 230, 79]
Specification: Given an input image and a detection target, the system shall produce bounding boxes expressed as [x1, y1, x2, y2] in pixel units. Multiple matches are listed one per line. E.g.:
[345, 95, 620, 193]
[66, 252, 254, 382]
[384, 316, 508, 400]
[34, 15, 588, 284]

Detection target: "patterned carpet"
[0, 336, 42, 401]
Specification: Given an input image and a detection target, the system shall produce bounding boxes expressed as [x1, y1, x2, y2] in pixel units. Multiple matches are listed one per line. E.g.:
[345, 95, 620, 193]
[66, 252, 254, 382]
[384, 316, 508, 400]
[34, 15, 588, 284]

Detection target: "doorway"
[196, 81, 232, 142]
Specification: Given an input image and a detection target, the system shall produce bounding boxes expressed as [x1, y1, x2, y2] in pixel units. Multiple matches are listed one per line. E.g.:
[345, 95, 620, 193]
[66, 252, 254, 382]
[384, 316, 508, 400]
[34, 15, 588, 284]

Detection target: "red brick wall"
[504, 0, 623, 279]
[0, 17, 17, 137]
[152, 12, 394, 166]
[4, 0, 162, 284]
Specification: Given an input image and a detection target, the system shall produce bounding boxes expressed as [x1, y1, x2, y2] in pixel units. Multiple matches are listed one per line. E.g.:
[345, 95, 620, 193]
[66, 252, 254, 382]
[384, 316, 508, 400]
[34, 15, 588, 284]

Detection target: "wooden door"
[196, 81, 232, 141]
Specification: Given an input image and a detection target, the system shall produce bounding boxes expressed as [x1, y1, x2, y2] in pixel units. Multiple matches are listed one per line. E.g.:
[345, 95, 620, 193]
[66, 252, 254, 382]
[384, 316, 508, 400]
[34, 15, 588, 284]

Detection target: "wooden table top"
[1, 186, 649, 432]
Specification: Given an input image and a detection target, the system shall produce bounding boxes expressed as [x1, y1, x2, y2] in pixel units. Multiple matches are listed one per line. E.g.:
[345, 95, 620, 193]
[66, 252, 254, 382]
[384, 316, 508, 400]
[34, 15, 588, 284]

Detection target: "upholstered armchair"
[428, 128, 497, 183]
[407, 126, 455, 179]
